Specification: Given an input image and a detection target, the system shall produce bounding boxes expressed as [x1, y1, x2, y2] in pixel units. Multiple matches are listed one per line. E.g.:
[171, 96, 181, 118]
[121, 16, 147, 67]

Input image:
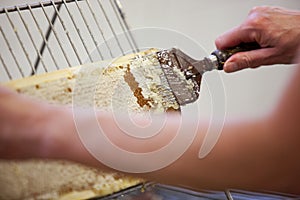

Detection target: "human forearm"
[42, 104, 299, 194]
[1, 86, 299, 194]
[121, 118, 299, 193]
[61, 115, 299, 194]
[1, 63, 300, 194]
[0, 87, 46, 158]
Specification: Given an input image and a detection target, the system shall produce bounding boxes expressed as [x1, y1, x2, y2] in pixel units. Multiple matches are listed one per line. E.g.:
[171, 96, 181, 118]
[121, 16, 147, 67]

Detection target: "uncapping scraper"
[156, 43, 260, 105]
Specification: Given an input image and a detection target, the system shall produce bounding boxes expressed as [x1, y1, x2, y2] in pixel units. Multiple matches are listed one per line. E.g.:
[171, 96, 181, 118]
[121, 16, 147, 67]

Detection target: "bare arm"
[1, 65, 299, 194]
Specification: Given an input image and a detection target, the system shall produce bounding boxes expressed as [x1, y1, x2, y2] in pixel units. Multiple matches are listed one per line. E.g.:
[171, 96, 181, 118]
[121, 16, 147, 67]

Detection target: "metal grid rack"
[0, 0, 138, 82]
[96, 182, 300, 200]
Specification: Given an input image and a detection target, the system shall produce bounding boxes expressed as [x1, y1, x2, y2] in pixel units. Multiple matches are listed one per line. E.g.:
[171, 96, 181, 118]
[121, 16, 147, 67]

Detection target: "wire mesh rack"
[93, 182, 300, 200]
[0, 0, 138, 82]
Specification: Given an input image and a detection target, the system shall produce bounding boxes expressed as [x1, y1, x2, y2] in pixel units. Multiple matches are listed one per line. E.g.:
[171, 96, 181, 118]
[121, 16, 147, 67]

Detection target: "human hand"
[215, 6, 300, 72]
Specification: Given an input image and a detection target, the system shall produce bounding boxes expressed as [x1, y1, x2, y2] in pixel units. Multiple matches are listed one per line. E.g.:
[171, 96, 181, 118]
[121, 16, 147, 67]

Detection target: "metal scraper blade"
[156, 49, 199, 105]
[156, 48, 218, 106]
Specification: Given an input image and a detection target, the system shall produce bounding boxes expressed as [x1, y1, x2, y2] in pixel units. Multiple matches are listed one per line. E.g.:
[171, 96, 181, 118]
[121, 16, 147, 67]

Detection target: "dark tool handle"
[211, 42, 261, 70]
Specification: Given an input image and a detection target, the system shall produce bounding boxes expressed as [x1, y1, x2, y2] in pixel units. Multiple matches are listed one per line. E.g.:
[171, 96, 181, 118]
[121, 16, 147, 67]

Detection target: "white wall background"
[1, 0, 299, 120]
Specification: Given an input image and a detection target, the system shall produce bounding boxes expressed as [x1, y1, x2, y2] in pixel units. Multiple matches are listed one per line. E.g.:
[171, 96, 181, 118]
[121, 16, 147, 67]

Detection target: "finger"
[215, 25, 259, 50]
[223, 48, 277, 73]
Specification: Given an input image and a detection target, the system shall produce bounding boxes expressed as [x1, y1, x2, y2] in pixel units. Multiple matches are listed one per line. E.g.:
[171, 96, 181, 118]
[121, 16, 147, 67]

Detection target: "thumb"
[223, 48, 276, 72]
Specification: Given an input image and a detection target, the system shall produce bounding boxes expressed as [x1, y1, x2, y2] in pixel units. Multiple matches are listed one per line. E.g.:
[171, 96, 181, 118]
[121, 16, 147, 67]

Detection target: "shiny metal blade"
[156, 49, 199, 105]
[156, 48, 218, 106]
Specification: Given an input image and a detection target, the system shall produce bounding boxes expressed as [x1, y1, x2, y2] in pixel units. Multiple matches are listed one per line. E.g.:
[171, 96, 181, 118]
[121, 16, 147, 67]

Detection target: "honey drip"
[123, 65, 151, 108]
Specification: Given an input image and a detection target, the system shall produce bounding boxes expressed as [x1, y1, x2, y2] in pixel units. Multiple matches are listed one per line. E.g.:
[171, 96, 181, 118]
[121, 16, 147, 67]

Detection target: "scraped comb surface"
[5, 49, 180, 113]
